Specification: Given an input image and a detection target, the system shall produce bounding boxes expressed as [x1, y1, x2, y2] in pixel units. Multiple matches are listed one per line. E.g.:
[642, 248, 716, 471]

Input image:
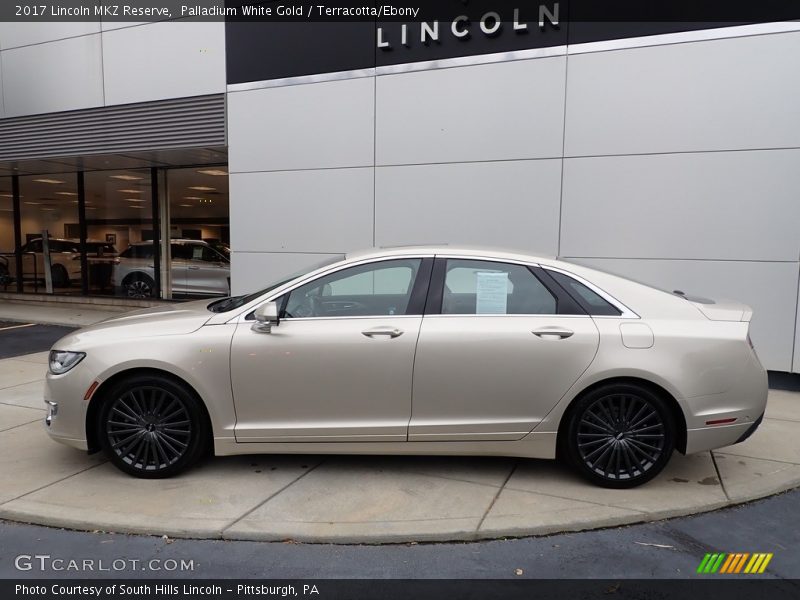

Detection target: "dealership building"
[0, 9, 798, 374]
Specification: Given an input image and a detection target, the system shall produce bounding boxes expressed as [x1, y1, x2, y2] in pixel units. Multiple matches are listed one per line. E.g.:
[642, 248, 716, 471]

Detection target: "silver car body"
[45, 246, 767, 464]
[112, 239, 230, 297]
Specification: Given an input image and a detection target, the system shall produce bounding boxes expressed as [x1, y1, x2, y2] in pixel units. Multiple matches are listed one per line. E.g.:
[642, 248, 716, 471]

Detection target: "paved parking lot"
[0, 346, 798, 543]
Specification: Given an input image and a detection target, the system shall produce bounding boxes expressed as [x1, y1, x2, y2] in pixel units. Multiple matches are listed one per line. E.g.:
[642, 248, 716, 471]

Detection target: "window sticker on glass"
[476, 271, 509, 314]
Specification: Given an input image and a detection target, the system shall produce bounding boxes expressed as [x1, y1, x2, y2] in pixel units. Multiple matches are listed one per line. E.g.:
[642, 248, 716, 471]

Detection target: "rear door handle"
[362, 327, 403, 339]
[532, 327, 574, 339]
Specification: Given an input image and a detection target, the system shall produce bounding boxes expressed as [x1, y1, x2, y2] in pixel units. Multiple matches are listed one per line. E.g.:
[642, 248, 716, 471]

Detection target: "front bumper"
[43, 363, 95, 451]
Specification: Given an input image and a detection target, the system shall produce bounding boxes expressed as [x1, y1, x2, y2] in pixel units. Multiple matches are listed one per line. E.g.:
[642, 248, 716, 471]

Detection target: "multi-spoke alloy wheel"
[565, 384, 675, 488]
[124, 276, 154, 298]
[99, 375, 208, 478]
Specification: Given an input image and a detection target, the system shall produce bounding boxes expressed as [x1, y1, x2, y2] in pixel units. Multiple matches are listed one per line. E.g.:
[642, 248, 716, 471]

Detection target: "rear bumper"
[685, 412, 764, 455]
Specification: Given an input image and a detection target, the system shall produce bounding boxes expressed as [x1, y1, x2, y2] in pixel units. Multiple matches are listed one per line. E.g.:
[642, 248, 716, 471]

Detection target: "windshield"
[207, 255, 345, 313]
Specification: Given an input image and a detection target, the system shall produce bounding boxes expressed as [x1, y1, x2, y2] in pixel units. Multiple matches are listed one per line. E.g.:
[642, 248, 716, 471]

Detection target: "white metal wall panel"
[228, 77, 375, 173]
[0, 21, 101, 50]
[1, 34, 104, 117]
[560, 149, 800, 262]
[229, 168, 374, 253]
[564, 32, 800, 156]
[376, 57, 567, 166]
[231, 251, 343, 296]
[375, 159, 562, 256]
[571, 257, 799, 373]
[794, 275, 800, 374]
[102, 21, 225, 106]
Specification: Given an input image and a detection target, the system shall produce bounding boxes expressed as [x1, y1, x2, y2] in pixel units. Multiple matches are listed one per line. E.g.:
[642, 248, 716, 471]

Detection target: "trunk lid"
[675, 292, 753, 322]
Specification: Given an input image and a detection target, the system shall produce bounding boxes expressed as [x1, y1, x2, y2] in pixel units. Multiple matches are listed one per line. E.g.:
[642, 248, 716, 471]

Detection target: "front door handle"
[532, 327, 574, 339]
[188, 266, 200, 270]
[362, 326, 403, 339]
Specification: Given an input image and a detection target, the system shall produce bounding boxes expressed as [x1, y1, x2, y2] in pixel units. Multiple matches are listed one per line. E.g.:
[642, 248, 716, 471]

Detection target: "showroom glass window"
[442, 259, 557, 315]
[282, 259, 422, 318]
[18, 174, 80, 294]
[84, 170, 153, 298]
[0, 179, 13, 291]
[166, 167, 230, 298]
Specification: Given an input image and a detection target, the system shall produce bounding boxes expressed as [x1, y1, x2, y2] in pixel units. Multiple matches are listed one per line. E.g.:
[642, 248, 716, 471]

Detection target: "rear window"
[548, 271, 622, 316]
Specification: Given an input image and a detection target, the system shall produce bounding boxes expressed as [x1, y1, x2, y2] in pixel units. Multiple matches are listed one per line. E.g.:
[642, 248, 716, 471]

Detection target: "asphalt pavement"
[0, 322, 76, 359]
[1, 487, 798, 580]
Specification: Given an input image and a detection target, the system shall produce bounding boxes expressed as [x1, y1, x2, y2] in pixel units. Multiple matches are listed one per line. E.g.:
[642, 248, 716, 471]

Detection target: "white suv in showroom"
[113, 239, 230, 298]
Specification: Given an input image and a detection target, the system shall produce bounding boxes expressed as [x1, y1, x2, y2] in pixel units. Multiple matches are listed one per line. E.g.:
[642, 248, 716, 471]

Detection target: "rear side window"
[547, 270, 622, 316]
[442, 259, 557, 315]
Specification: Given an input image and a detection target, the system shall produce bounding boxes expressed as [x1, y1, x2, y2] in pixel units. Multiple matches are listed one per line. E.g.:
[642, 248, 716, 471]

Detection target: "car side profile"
[44, 246, 767, 488]
[112, 239, 230, 298]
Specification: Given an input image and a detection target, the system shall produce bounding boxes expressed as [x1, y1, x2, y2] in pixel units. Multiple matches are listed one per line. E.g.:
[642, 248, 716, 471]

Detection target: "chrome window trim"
[541, 265, 640, 319]
[230, 254, 434, 323]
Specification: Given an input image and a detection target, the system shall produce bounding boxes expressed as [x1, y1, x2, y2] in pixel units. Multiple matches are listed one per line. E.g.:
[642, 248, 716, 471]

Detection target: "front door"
[231, 257, 432, 442]
[410, 258, 600, 441]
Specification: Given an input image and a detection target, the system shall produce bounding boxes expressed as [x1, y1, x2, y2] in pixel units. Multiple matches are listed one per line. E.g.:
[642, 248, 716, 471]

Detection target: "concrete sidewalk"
[0, 349, 798, 543]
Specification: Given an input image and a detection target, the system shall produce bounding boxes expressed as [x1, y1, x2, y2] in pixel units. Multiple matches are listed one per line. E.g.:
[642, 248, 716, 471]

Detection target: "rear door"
[169, 242, 190, 295]
[185, 244, 230, 295]
[409, 257, 600, 441]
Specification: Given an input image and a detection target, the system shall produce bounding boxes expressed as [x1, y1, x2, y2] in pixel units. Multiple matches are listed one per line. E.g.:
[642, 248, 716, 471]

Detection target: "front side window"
[282, 259, 422, 318]
[442, 259, 557, 315]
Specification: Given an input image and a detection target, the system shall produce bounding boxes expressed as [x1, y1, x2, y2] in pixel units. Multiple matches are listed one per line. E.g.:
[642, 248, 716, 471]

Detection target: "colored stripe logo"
[697, 552, 773, 574]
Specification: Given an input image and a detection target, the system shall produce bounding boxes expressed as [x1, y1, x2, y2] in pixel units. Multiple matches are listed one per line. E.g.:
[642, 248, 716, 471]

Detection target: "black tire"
[51, 264, 69, 288]
[123, 273, 156, 298]
[97, 374, 209, 478]
[563, 383, 675, 489]
[0, 262, 10, 287]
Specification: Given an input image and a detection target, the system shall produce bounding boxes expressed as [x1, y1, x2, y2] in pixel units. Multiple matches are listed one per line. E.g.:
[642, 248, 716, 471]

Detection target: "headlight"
[49, 350, 86, 375]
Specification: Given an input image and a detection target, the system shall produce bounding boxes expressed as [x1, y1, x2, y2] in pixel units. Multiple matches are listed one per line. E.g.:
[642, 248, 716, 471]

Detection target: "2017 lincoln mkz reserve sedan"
[44, 246, 768, 488]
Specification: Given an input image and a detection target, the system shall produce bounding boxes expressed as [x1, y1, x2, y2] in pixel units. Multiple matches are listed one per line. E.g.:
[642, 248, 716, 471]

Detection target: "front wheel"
[123, 274, 156, 298]
[564, 384, 675, 488]
[98, 374, 209, 478]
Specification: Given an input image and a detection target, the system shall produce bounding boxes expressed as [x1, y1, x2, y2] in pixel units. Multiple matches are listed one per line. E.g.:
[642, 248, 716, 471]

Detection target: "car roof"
[345, 245, 559, 266]
[26, 238, 111, 244]
[130, 239, 208, 245]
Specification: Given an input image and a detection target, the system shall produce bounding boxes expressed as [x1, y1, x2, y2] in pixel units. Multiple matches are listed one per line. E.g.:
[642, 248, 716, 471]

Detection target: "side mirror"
[252, 301, 280, 334]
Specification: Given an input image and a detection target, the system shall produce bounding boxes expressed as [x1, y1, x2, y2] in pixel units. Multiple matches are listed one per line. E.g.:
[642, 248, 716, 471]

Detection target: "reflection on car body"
[112, 239, 230, 298]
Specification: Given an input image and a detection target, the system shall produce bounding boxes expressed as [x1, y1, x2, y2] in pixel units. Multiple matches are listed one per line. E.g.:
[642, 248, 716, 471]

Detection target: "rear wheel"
[98, 374, 209, 478]
[51, 264, 69, 288]
[564, 383, 675, 488]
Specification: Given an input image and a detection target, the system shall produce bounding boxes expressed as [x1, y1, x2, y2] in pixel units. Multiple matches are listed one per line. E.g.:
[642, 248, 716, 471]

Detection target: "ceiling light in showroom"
[110, 175, 143, 181]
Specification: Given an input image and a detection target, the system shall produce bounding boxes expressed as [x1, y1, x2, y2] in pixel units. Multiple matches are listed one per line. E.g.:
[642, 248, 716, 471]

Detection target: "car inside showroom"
[0, 1, 798, 598]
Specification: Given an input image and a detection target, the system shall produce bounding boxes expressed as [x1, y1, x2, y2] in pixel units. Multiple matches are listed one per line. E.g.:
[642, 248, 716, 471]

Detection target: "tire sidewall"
[564, 383, 676, 489]
[97, 374, 208, 479]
